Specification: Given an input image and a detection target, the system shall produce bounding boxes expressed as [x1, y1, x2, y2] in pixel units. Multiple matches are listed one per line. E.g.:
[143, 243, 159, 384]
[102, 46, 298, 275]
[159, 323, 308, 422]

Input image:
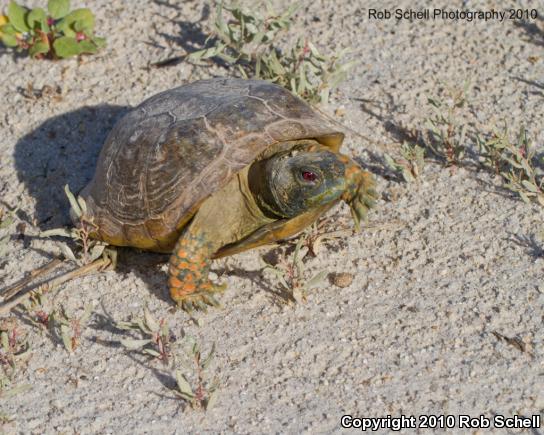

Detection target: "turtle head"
[250, 145, 346, 218]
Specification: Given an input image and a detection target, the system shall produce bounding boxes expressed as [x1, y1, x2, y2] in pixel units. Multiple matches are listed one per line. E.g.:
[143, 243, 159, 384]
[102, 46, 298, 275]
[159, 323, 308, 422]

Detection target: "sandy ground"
[1, 0, 544, 433]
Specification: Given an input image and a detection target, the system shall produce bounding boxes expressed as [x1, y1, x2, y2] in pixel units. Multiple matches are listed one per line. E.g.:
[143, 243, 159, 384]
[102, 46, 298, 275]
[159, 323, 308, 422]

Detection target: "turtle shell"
[80, 78, 345, 252]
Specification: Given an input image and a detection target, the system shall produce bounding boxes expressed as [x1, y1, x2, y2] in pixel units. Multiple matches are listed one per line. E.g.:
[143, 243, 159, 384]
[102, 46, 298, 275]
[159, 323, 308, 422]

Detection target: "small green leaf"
[91, 36, 106, 48]
[175, 391, 196, 402]
[136, 318, 152, 335]
[64, 184, 82, 217]
[1, 331, 8, 351]
[304, 270, 328, 290]
[518, 190, 531, 204]
[8, 1, 30, 33]
[59, 243, 77, 262]
[175, 371, 194, 397]
[142, 348, 161, 357]
[48, 0, 70, 19]
[160, 321, 169, 338]
[143, 308, 159, 333]
[201, 343, 216, 370]
[115, 321, 139, 331]
[1, 23, 18, 35]
[29, 40, 50, 57]
[27, 8, 47, 30]
[60, 324, 73, 352]
[79, 304, 93, 326]
[522, 180, 539, 193]
[75, 39, 97, 54]
[89, 243, 106, 262]
[383, 153, 398, 170]
[62, 8, 94, 34]
[39, 228, 73, 238]
[76, 196, 87, 215]
[55, 17, 75, 37]
[401, 168, 415, 183]
[205, 391, 218, 410]
[53, 36, 81, 58]
[119, 338, 152, 349]
[1, 32, 18, 47]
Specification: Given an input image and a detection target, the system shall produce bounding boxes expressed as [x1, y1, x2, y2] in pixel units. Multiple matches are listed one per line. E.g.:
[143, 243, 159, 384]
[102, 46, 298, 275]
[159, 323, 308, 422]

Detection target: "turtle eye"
[301, 170, 318, 182]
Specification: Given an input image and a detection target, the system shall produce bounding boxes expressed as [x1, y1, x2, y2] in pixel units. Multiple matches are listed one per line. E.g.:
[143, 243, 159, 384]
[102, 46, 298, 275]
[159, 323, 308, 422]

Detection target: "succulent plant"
[0, 0, 105, 59]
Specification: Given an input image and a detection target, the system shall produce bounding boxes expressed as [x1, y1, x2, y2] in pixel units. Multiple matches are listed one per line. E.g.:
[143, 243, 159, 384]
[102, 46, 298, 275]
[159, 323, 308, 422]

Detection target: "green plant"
[40, 185, 110, 266]
[0, 320, 30, 395]
[425, 83, 470, 166]
[188, 1, 355, 103]
[0, 0, 105, 59]
[0, 187, 113, 317]
[117, 311, 219, 410]
[384, 141, 426, 182]
[173, 338, 218, 410]
[299, 217, 351, 257]
[263, 237, 327, 303]
[49, 303, 93, 353]
[117, 308, 173, 365]
[476, 126, 544, 206]
[21, 292, 51, 331]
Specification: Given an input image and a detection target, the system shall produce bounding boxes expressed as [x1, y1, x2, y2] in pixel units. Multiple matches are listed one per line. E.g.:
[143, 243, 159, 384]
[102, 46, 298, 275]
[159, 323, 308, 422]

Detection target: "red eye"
[302, 171, 317, 182]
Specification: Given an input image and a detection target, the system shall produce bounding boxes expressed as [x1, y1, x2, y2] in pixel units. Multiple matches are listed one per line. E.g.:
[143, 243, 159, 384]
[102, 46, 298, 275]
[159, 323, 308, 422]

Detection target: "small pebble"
[330, 272, 354, 288]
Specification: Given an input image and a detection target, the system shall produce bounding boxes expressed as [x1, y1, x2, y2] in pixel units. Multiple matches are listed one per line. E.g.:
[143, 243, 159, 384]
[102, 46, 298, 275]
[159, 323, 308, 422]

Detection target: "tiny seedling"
[117, 308, 173, 365]
[0, 0, 105, 59]
[20, 292, 52, 331]
[476, 126, 544, 206]
[49, 303, 93, 353]
[425, 82, 470, 167]
[0, 320, 30, 395]
[188, 1, 355, 103]
[172, 337, 219, 410]
[301, 217, 351, 257]
[384, 141, 426, 182]
[263, 237, 327, 303]
[40, 185, 110, 266]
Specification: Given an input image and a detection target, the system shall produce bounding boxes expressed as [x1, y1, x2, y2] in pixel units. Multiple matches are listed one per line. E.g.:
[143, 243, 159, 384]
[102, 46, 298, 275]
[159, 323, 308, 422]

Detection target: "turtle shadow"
[116, 249, 174, 304]
[13, 104, 130, 230]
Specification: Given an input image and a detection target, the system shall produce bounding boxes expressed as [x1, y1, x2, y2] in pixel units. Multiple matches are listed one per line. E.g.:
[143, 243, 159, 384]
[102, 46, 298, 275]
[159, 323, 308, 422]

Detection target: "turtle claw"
[176, 282, 226, 312]
[350, 206, 361, 232]
[350, 198, 369, 232]
[344, 170, 378, 231]
[195, 300, 208, 311]
[182, 300, 194, 312]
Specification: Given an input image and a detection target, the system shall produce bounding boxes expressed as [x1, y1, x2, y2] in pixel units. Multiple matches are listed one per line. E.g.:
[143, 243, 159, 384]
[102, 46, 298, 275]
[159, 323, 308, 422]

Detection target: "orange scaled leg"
[168, 231, 225, 311]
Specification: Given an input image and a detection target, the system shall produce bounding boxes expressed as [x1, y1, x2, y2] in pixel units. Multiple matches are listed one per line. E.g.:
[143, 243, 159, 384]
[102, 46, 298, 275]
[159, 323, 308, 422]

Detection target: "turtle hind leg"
[169, 230, 226, 311]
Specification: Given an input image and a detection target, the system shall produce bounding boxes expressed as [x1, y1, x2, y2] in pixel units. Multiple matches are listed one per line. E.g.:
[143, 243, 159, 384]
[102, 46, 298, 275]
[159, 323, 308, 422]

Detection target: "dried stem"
[0, 258, 110, 316]
[1, 258, 63, 301]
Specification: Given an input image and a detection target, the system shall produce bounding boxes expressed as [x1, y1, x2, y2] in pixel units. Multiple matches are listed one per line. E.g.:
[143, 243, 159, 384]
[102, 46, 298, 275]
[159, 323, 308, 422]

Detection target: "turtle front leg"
[169, 230, 226, 311]
[339, 157, 378, 231]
